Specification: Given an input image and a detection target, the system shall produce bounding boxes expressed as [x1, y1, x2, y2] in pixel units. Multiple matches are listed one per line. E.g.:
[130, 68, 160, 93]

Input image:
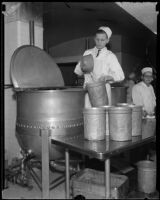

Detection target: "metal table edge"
[51, 135, 156, 160]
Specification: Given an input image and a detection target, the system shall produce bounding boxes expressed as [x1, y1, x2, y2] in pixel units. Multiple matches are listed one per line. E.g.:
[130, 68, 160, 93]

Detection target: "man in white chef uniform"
[74, 26, 125, 107]
[132, 67, 156, 163]
[132, 67, 156, 117]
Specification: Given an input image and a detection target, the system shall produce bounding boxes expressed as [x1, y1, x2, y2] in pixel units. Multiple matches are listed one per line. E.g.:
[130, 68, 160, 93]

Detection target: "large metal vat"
[10, 45, 85, 160]
[15, 87, 85, 160]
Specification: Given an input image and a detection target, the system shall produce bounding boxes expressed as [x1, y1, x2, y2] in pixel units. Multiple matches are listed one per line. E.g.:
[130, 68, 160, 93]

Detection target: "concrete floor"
[2, 170, 66, 199]
[2, 160, 158, 199]
[3, 174, 159, 200]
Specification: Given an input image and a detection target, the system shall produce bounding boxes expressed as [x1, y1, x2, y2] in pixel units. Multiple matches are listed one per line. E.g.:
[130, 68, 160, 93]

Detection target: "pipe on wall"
[29, 20, 35, 46]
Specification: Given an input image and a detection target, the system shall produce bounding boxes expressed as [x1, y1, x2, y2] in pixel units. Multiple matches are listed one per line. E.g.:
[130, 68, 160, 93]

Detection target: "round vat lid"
[10, 45, 64, 88]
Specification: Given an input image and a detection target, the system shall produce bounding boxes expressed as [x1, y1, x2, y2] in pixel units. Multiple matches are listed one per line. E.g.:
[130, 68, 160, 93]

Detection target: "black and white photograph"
[1, 2, 158, 199]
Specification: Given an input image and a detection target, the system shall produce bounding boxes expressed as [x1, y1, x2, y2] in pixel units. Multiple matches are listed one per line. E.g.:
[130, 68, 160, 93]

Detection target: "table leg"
[41, 129, 50, 199]
[65, 149, 70, 199]
[105, 158, 111, 199]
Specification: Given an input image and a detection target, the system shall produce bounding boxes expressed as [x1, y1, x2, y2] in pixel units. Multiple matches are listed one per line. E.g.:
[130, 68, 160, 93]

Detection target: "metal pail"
[130, 105, 142, 136]
[83, 107, 106, 140]
[117, 103, 142, 136]
[80, 54, 94, 73]
[137, 160, 156, 194]
[111, 86, 127, 105]
[101, 105, 113, 136]
[108, 106, 132, 141]
[86, 81, 108, 107]
[142, 118, 156, 139]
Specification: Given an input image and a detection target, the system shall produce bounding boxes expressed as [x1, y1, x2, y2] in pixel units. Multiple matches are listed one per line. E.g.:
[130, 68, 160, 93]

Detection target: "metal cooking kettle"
[15, 87, 85, 160]
[10, 45, 86, 160]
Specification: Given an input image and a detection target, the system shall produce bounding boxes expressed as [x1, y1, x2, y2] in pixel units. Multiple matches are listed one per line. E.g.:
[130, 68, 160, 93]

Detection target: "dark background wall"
[43, 2, 157, 85]
[49, 34, 152, 85]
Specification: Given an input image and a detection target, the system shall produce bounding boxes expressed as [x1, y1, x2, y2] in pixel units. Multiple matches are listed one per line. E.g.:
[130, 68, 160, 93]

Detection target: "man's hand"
[98, 75, 114, 82]
[98, 75, 106, 82]
[147, 112, 155, 116]
[142, 110, 148, 117]
[105, 75, 114, 81]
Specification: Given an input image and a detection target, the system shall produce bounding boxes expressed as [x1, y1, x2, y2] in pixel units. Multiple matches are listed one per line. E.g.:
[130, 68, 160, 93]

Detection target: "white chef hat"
[141, 67, 153, 75]
[98, 26, 112, 39]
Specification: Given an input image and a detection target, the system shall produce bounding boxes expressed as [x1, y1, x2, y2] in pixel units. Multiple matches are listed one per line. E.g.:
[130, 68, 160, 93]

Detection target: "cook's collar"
[141, 81, 151, 88]
[94, 46, 107, 52]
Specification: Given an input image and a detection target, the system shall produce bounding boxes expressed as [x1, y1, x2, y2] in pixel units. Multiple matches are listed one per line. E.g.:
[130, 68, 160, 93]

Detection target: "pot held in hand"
[86, 81, 108, 107]
[80, 54, 94, 73]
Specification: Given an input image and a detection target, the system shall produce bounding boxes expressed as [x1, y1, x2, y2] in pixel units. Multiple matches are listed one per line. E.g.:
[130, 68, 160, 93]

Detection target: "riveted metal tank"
[10, 45, 85, 160]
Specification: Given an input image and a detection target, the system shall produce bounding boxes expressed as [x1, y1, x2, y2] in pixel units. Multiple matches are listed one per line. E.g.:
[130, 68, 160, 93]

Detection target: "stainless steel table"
[42, 118, 156, 199]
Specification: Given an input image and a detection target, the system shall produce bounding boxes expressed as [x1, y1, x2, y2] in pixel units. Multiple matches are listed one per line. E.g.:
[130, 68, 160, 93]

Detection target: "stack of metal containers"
[83, 82, 143, 141]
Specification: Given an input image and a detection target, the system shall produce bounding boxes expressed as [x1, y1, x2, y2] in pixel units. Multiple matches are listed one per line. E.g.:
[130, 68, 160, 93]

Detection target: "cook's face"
[142, 72, 153, 86]
[94, 33, 108, 49]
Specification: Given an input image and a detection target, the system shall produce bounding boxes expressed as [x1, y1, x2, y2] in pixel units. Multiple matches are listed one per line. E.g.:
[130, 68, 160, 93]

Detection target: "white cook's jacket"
[132, 81, 156, 114]
[74, 46, 125, 107]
